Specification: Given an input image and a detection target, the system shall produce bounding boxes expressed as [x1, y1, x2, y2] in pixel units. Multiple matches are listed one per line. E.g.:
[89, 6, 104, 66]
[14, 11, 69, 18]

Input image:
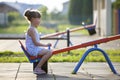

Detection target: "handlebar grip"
[48, 46, 51, 50]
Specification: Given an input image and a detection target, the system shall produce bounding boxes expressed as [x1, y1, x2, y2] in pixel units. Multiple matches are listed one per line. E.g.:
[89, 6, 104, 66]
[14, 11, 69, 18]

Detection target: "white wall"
[93, 0, 112, 36]
[106, 0, 112, 36]
[0, 13, 8, 25]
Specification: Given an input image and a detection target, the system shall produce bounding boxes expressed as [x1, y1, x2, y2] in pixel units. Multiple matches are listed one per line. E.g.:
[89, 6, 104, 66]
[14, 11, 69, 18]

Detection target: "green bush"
[112, 0, 120, 9]
[8, 11, 22, 23]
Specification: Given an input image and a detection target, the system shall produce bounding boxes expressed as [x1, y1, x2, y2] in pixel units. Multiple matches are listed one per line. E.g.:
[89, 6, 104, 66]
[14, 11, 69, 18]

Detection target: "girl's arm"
[28, 28, 50, 47]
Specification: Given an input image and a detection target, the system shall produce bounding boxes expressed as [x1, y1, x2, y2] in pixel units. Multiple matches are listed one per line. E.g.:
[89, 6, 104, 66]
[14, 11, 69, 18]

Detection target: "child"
[24, 9, 52, 74]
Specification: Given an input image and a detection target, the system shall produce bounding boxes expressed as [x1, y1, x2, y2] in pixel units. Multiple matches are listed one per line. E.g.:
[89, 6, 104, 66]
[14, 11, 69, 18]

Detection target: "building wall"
[93, 0, 112, 36]
[0, 13, 8, 25]
[0, 2, 42, 26]
[62, 1, 69, 15]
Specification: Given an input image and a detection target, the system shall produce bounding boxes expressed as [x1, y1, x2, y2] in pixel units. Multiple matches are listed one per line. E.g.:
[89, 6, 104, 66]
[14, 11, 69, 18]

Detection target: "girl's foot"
[34, 68, 46, 74]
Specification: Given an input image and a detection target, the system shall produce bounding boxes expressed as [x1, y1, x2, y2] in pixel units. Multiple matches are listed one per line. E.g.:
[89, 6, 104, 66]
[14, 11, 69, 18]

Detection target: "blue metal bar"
[53, 34, 65, 48]
[48, 45, 51, 50]
[97, 48, 117, 74]
[72, 45, 117, 74]
[53, 34, 73, 48]
[72, 46, 94, 74]
[53, 39, 59, 48]
[70, 40, 73, 46]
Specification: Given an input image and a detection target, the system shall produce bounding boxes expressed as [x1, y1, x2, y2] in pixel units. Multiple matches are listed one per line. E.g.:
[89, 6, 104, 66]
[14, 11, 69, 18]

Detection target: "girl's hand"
[47, 43, 52, 47]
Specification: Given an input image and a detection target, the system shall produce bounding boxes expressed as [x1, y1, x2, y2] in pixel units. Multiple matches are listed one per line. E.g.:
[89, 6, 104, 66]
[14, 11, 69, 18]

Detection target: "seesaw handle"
[48, 45, 51, 50]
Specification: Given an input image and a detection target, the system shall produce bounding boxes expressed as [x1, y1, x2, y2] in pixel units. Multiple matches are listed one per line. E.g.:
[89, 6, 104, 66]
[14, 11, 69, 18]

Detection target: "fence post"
[67, 29, 70, 53]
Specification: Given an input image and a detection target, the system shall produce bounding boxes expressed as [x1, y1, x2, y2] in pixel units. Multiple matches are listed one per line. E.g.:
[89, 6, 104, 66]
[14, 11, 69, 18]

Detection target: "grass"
[0, 51, 28, 63]
[0, 49, 120, 63]
[50, 49, 120, 62]
[0, 25, 55, 34]
[0, 24, 89, 36]
[0, 18, 55, 34]
[0, 18, 88, 35]
[0, 19, 119, 63]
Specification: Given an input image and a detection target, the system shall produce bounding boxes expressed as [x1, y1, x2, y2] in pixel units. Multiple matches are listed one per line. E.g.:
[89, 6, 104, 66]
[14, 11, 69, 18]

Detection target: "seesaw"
[53, 34, 120, 74]
[41, 24, 96, 38]
[52, 34, 120, 55]
[19, 34, 120, 74]
[42, 24, 96, 48]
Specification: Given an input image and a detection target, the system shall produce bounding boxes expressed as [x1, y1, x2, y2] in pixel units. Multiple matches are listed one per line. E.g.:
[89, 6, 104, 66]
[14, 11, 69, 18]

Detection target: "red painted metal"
[41, 24, 95, 38]
[52, 34, 120, 55]
[19, 35, 120, 59]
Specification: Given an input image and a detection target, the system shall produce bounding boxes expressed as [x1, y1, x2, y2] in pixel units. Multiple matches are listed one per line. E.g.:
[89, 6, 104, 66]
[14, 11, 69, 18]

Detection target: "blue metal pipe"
[72, 45, 117, 74]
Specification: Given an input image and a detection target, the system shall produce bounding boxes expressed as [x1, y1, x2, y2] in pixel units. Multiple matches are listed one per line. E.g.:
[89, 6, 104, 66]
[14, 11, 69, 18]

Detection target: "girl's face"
[31, 18, 40, 27]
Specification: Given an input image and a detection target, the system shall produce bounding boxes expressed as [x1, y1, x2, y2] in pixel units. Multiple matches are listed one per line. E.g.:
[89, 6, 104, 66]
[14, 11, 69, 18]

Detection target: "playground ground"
[0, 34, 120, 52]
[0, 62, 120, 80]
[0, 34, 120, 80]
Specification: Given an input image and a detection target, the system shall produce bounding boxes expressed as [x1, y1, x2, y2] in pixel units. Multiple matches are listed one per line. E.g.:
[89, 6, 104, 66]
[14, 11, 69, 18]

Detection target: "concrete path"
[0, 62, 120, 80]
[0, 35, 120, 52]
[0, 34, 120, 80]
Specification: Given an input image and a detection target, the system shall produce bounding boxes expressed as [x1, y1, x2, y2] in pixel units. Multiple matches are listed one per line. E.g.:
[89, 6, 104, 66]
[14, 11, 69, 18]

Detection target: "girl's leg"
[35, 49, 52, 69]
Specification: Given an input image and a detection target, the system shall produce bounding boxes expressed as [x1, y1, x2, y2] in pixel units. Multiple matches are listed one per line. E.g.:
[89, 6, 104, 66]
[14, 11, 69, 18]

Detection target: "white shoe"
[34, 68, 46, 75]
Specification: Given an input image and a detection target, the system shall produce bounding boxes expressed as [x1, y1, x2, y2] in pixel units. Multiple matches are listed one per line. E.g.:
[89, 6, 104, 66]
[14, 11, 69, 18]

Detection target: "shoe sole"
[33, 71, 46, 75]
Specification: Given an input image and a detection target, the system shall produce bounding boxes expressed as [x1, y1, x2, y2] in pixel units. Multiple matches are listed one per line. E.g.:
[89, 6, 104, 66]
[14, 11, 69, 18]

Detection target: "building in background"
[93, 0, 112, 36]
[62, 0, 112, 36]
[112, 0, 120, 35]
[61, 1, 69, 15]
[0, 2, 43, 26]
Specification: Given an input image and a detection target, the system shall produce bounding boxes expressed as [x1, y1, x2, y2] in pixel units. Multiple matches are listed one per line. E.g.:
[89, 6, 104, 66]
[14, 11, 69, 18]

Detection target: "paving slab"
[0, 63, 19, 80]
[17, 63, 39, 80]
[0, 62, 120, 80]
[50, 62, 120, 80]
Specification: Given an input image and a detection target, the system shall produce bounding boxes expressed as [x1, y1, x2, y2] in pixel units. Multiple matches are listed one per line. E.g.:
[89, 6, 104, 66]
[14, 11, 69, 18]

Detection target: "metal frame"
[72, 44, 117, 74]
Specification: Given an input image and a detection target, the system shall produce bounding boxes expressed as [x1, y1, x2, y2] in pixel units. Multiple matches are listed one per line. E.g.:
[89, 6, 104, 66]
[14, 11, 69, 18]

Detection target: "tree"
[82, 0, 93, 24]
[50, 8, 60, 20]
[39, 6, 48, 20]
[8, 11, 21, 23]
[113, 0, 120, 9]
[68, 0, 93, 25]
[50, 8, 67, 21]
[68, 0, 83, 25]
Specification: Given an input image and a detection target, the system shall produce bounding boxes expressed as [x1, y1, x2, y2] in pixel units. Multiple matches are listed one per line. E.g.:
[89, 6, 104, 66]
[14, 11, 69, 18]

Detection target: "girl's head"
[24, 9, 41, 27]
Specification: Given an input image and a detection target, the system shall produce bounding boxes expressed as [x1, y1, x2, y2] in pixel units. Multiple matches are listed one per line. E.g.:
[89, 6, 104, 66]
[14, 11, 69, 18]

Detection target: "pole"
[67, 29, 70, 54]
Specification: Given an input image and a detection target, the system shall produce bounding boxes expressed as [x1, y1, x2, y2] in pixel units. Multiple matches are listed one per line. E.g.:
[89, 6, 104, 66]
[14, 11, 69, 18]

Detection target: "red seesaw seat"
[19, 40, 43, 63]
[19, 40, 48, 73]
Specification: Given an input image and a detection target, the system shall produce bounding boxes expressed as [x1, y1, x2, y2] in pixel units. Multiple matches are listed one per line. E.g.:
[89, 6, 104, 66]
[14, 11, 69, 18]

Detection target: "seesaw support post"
[72, 44, 117, 74]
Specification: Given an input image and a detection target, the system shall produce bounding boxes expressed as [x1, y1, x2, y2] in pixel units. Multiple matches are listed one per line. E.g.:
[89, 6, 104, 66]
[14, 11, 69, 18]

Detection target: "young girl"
[24, 9, 52, 74]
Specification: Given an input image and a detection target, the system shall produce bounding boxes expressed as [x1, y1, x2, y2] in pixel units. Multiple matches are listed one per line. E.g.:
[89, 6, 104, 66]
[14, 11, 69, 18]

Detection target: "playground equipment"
[19, 34, 120, 74]
[19, 40, 48, 73]
[52, 35, 120, 54]
[72, 44, 117, 74]
[82, 23, 96, 35]
[41, 24, 96, 38]
[43, 24, 96, 48]
[52, 34, 120, 74]
[53, 29, 73, 48]
[53, 34, 73, 48]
